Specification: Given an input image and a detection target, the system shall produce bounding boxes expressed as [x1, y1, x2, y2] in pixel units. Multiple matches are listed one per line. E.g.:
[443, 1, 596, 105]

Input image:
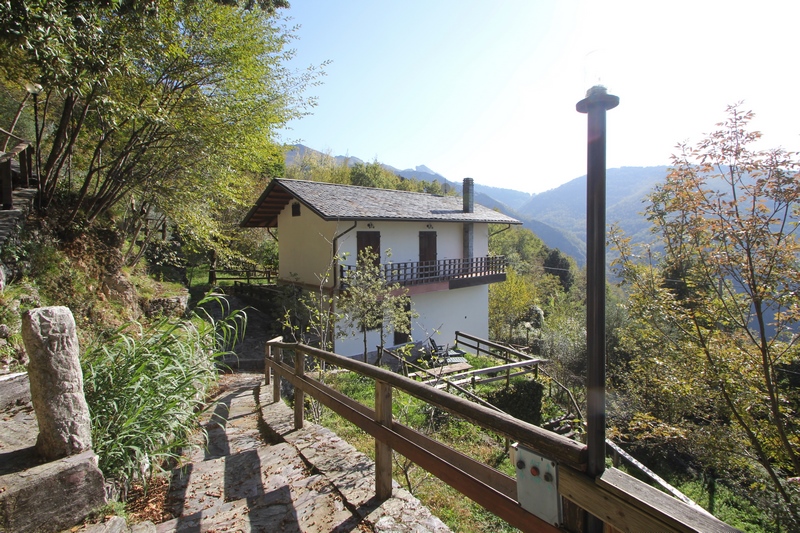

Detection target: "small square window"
[291, 202, 301, 217]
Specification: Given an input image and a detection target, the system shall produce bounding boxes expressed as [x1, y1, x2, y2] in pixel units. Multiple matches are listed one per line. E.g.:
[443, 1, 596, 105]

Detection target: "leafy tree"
[338, 248, 414, 363]
[349, 160, 400, 189]
[610, 104, 800, 526]
[543, 248, 575, 292]
[489, 225, 547, 276]
[488, 268, 534, 342]
[0, 0, 319, 261]
[284, 148, 351, 184]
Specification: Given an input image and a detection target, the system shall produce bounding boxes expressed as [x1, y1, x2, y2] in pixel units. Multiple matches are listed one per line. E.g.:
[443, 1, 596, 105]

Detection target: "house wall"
[411, 284, 489, 347]
[277, 204, 349, 287]
[333, 284, 489, 357]
[335, 220, 466, 265]
[279, 205, 491, 285]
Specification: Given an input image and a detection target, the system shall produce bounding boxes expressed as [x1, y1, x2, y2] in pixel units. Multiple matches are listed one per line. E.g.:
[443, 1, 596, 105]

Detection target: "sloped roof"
[240, 179, 521, 228]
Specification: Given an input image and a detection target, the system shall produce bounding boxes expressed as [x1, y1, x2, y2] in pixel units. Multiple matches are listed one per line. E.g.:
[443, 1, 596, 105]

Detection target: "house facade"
[241, 178, 521, 357]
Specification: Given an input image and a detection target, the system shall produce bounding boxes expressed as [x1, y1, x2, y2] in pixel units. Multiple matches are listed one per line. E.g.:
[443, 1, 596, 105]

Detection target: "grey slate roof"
[241, 179, 521, 227]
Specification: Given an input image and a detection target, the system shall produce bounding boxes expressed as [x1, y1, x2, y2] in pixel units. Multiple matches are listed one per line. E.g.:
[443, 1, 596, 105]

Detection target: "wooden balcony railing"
[265, 338, 739, 533]
[340, 255, 507, 288]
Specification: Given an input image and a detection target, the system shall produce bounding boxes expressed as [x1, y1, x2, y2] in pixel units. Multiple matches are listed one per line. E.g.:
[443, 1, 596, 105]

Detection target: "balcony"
[339, 255, 507, 290]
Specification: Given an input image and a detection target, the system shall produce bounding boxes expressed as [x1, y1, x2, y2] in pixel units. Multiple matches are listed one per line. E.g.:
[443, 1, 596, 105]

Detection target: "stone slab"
[0, 450, 106, 533]
[259, 396, 451, 532]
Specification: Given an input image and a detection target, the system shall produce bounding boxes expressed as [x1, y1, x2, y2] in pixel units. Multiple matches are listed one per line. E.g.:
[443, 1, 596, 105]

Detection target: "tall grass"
[81, 294, 246, 492]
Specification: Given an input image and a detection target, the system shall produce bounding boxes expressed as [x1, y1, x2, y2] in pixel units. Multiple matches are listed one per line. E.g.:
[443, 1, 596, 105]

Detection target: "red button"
[530, 466, 540, 477]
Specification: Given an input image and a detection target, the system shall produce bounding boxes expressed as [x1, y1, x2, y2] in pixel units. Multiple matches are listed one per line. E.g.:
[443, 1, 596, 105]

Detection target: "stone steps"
[155, 372, 451, 533]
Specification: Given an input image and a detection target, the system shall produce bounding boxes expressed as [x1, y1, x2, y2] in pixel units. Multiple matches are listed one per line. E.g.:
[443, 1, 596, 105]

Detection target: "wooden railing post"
[1, 157, 12, 210]
[375, 380, 393, 500]
[265, 345, 272, 386]
[19, 147, 30, 188]
[273, 347, 281, 403]
[294, 350, 305, 429]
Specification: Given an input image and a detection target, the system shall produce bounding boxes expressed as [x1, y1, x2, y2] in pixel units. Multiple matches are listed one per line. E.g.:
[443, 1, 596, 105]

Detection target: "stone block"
[22, 306, 92, 460]
[0, 450, 107, 532]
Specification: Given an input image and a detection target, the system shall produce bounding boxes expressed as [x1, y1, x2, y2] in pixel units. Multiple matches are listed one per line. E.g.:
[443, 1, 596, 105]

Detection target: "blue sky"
[279, 1, 799, 194]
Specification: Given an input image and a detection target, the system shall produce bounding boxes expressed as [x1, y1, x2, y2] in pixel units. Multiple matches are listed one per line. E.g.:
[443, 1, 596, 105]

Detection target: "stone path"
[0, 187, 36, 250]
[155, 371, 451, 533]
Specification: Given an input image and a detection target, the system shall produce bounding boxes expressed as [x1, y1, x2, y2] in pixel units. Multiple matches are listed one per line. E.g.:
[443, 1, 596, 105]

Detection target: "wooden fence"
[265, 338, 739, 533]
[1, 142, 34, 210]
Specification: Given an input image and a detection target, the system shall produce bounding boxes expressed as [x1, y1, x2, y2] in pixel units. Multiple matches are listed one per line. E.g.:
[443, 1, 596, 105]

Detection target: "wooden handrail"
[265, 340, 563, 533]
[456, 331, 536, 362]
[268, 338, 586, 468]
[264, 338, 740, 533]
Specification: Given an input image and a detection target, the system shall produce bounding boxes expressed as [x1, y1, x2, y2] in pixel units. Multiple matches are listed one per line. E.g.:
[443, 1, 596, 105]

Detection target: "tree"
[610, 104, 800, 526]
[338, 248, 414, 364]
[284, 148, 351, 184]
[543, 248, 575, 292]
[488, 268, 534, 342]
[488, 224, 547, 276]
[349, 160, 400, 189]
[0, 0, 320, 260]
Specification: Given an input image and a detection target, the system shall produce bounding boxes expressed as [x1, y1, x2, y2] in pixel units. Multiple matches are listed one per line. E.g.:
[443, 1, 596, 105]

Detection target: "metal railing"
[264, 338, 738, 533]
[340, 255, 507, 287]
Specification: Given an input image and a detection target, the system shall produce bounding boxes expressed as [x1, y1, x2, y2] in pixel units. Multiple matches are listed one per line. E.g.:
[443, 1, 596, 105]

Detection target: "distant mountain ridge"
[284, 145, 668, 265]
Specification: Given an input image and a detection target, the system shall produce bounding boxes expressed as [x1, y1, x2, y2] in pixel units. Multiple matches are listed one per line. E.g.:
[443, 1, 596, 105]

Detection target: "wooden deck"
[407, 362, 472, 380]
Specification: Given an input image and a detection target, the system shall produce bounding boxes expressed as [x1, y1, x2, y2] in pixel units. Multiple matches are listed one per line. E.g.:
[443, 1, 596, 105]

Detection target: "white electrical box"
[510, 443, 562, 527]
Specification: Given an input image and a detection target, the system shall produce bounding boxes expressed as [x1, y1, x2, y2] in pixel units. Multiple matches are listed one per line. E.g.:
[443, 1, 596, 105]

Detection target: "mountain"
[285, 144, 365, 168]
[515, 166, 669, 264]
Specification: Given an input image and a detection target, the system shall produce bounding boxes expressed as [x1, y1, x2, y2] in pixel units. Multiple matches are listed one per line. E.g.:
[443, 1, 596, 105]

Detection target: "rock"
[0, 323, 9, 339]
[129, 521, 157, 533]
[22, 306, 93, 460]
[143, 293, 189, 318]
[0, 372, 30, 411]
[72, 515, 129, 533]
[102, 272, 140, 317]
[0, 450, 106, 533]
[0, 261, 5, 291]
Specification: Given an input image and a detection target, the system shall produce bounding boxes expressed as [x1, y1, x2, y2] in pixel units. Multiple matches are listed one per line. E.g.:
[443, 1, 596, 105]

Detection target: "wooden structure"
[207, 264, 276, 286]
[1, 142, 34, 210]
[265, 338, 739, 533]
[340, 255, 508, 288]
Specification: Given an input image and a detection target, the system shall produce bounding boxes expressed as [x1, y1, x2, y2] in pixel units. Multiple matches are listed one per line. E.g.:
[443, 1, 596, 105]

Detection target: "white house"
[241, 177, 521, 357]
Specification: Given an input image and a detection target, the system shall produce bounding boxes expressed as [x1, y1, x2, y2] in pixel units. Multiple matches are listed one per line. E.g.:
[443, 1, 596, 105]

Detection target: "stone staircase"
[154, 372, 450, 533]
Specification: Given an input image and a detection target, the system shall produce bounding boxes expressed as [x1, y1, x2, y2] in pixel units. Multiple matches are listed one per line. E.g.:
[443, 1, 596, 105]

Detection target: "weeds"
[81, 294, 246, 495]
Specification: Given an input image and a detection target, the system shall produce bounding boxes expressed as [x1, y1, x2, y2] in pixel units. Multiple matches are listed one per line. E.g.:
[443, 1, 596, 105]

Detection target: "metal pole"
[32, 93, 43, 210]
[576, 86, 618, 479]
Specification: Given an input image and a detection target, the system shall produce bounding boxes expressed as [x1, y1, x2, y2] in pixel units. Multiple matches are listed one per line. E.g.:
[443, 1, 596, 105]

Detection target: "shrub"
[485, 378, 544, 426]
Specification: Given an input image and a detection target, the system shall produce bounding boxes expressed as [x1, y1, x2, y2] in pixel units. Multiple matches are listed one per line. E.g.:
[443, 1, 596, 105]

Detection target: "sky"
[278, 1, 800, 195]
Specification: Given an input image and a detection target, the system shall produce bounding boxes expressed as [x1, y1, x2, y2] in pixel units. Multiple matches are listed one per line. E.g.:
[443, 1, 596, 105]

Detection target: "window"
[291, 202, 301, 217]
[356, 231, 381, 266]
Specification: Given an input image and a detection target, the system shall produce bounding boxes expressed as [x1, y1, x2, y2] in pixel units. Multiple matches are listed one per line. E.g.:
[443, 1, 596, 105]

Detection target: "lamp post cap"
[25, 82, 43, 95]
[576, 85, 619, 113]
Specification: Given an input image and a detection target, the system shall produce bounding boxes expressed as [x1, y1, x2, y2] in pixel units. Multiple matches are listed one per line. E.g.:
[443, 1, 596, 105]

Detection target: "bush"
[81, 294, 246, 492]
[485, 378, 544, 426]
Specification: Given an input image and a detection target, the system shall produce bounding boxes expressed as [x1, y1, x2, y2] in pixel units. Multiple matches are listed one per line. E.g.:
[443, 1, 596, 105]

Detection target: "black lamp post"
[576, 85, 619, 485]
[25, 82, 43, 207]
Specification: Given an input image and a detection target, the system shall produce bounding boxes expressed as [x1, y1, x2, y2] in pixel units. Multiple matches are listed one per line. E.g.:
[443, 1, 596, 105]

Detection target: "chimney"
[463, 177, 474, 213]
[463, 178, 474, 260]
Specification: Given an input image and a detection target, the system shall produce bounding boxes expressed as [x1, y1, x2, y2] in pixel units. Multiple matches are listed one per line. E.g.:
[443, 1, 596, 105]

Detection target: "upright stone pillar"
[22, 306, 92, 460]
